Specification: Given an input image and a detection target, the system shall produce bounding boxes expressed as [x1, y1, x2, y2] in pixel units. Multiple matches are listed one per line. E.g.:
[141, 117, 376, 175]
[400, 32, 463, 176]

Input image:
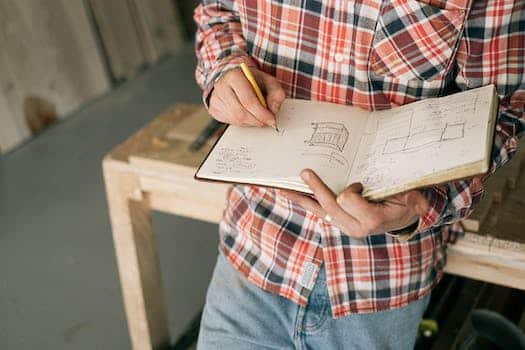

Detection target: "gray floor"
[1, 46, 219, 349]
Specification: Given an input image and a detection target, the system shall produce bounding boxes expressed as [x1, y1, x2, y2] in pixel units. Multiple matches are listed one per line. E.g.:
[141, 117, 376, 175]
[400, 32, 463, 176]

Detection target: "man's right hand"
[208, 67, 286, 127]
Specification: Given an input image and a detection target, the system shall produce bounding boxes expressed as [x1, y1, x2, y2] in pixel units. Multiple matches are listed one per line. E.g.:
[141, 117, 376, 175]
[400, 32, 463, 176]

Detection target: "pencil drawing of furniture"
[305, 122, 349, 151]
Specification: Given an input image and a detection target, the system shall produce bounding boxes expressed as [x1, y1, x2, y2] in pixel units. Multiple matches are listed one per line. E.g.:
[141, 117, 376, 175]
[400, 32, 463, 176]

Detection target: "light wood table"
[103, 104, 525, 350]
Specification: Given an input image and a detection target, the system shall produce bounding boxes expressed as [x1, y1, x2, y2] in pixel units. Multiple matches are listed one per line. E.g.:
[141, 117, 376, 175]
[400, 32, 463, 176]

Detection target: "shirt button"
[334, 53, 344, 62]
[496, 125, 502, 132]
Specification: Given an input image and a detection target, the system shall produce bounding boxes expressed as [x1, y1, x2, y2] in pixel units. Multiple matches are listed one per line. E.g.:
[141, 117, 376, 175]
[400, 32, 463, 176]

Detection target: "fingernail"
[300, 169, 310, 180]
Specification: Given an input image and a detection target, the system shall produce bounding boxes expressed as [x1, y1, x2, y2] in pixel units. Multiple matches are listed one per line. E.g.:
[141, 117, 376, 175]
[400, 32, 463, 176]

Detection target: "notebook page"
[197, 99, 369, 193]
[347, 85, 495, 197]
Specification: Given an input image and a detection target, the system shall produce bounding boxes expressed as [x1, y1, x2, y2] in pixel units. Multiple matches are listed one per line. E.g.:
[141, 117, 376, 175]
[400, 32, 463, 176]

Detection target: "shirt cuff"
[385, 185, 447, 241]
[201, 54, 259, 109]
[385, 218, 420, 242]
[416, 185, 448, 232]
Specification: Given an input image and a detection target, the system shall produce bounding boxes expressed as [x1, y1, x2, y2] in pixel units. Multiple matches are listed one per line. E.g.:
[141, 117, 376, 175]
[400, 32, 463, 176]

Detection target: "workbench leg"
[103, 159, 170, 350]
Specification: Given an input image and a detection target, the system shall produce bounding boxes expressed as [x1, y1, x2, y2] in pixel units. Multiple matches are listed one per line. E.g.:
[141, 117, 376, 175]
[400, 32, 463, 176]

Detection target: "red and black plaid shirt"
[194, 0, 524, 318]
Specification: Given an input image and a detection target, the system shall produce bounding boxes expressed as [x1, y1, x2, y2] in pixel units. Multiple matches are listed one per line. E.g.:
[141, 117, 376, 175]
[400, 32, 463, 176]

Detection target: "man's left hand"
[279, 169, 430, 238]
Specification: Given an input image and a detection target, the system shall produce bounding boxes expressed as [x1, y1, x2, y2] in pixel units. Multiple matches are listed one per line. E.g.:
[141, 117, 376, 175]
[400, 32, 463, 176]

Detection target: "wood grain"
[88, 0, 185, 81]
[0, 0, 110, 153]
[88, 0, 146, 80]
[103, 158, 169, 350]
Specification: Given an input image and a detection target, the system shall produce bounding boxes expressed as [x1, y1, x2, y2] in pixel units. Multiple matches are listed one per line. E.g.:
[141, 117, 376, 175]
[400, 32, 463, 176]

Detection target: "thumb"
[346, 182, 364, 194]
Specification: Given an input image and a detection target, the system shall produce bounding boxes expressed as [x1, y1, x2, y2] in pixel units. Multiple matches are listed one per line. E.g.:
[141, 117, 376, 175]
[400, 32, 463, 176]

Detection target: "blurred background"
[1, 1, 524, 350]
[1, 1, 216, 349]
[1, 0, 200, 152]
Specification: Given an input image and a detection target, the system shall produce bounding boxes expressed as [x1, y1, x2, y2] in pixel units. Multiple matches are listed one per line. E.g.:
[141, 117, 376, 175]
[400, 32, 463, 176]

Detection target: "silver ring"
[323, 214, 332, 223]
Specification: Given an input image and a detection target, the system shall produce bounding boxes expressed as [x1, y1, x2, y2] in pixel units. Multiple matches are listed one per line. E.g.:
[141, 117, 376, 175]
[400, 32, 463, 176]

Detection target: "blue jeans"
[197, 252, 430, 349]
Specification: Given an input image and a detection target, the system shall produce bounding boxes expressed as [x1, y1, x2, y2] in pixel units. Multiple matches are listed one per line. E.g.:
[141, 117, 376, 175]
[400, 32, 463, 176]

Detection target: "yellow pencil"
[240, 63, 279, 131]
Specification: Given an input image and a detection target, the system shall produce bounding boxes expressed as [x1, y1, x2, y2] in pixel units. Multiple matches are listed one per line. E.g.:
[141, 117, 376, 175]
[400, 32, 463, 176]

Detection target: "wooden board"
[129, 0, 185, 62]
[87, 0, 185, 81]
[462, 139, 525, 241]
[0, 0, 110, 153]
[87, 0, 146, 81]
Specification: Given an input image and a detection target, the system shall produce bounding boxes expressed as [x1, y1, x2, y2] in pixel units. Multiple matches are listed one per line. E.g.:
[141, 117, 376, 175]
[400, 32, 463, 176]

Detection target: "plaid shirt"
[194, 0, 525, 318]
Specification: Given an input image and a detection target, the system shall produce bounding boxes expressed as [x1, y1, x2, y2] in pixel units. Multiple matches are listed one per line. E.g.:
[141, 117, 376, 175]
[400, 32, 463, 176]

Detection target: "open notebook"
[195, 85, 498, 200]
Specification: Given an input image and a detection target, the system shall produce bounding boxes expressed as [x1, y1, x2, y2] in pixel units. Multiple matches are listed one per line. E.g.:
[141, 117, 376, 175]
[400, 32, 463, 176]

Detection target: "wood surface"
[130, 0, 185, 63]
[0, 1, 186, 154]
[0, 0, 110, 153]
[103, 103, 525, 349]
[87, 0, 184, 81]
[103, 159, 169, 350]
[88, 0, 146, 80]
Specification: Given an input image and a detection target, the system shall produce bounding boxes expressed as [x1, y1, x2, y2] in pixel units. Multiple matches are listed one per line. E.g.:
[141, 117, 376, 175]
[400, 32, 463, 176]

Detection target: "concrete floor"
[1, 46, 219, 349]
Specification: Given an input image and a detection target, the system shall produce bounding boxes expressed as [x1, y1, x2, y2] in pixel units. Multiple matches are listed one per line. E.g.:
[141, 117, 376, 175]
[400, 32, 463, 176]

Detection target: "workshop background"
[1, 1, 524, 350]
[1, 1, 213, 349]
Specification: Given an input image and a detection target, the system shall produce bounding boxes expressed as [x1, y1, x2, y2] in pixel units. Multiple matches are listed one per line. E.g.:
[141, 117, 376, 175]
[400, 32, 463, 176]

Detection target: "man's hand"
[280, 169, 431, 238]
[209, 67, 286, 127]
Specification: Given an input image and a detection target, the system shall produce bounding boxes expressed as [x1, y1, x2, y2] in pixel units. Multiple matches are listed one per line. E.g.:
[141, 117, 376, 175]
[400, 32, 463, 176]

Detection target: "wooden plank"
[0, 0, 110, 153]
[88, 0, 146, 80]
[0, 78, 27, 152]
[129, 0, 185, 62]
[109, 104, 216, 163]
[461, 137, 525, 232]
[445, 238, 525, 290]
[88, 0, 185, 81]
[103, 157, 170, 350]
[130, 158, 229, 223]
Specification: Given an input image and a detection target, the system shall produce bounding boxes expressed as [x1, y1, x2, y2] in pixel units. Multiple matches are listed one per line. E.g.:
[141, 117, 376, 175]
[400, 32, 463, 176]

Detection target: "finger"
[223, 87, 265, 127]
[279, 189, 327, 218]
[230, 75, 277, 127]
[258, 72, 286, 114]
[336, 183, 386, 231]
[404, 190, 430, 216]
[300, 169, 359, 226]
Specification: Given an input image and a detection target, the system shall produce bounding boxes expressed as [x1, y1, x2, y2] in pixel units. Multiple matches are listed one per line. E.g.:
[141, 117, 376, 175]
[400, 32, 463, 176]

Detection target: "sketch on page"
[380, 112, 466, 155]
[305, 122, 350, 152]
[349, 87, 488, 193]
[212, 146, 256, 175]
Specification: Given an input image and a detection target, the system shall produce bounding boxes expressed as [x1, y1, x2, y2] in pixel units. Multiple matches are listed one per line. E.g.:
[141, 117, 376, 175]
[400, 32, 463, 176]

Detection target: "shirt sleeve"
[415, 0, 525, 234]
[194, 0, 258, 106]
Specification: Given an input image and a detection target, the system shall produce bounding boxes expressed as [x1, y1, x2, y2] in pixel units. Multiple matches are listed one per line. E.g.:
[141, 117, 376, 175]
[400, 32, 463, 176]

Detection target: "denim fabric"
[197, 252, 431, 350]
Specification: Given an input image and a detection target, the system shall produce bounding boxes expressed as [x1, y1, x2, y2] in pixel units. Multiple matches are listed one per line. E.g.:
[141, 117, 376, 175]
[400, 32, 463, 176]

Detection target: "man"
[194, 1, 524, 349]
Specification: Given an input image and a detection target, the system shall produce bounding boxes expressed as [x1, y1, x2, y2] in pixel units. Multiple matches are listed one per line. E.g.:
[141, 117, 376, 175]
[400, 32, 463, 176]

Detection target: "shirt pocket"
[369, 0, 470, 82]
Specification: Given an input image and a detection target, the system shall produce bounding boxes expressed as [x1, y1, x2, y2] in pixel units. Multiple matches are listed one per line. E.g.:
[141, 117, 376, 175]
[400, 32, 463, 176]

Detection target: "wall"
[0, 0, 187, 154]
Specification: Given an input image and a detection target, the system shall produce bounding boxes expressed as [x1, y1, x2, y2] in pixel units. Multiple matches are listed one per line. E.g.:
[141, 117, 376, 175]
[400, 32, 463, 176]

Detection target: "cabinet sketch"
[305, 122, 349, 152]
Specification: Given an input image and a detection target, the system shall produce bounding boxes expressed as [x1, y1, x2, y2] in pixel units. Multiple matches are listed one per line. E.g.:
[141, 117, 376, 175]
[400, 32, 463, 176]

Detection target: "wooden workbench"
[103, 104, 525, 350]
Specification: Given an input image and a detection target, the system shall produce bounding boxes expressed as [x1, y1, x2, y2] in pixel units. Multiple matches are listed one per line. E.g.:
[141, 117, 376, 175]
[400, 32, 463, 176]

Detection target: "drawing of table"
[102, 104, 525, 350]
